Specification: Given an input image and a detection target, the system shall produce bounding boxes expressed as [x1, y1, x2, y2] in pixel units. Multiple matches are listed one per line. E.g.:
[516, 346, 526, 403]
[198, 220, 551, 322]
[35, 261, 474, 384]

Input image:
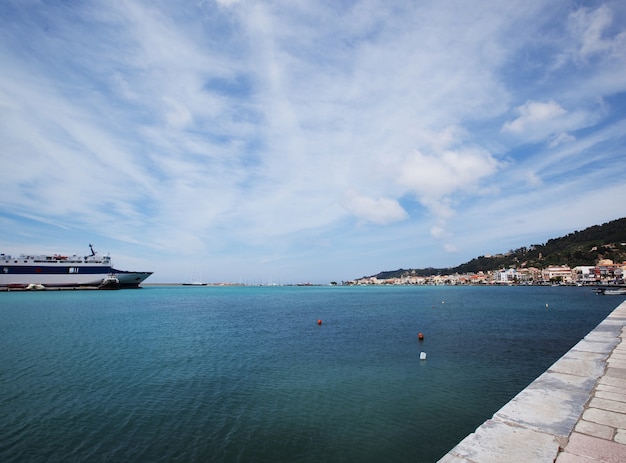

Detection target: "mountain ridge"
[368, 217, 626, 280]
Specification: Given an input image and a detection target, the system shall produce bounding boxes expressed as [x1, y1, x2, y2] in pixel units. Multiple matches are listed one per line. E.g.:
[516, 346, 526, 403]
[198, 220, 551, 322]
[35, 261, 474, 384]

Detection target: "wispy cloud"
[569, 4, 626, 61]
[501, 100, 597, 143]
[1, 0, 625, 283]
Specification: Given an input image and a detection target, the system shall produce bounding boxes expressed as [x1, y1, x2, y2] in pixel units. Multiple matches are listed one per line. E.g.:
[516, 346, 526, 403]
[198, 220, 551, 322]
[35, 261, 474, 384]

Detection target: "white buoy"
[420, 352, 427, 360]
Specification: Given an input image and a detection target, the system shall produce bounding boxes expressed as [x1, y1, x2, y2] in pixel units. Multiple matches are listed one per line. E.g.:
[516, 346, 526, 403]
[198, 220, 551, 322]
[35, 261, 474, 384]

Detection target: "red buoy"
[317, 319, 322, 325]
[418, 332, 424, 340]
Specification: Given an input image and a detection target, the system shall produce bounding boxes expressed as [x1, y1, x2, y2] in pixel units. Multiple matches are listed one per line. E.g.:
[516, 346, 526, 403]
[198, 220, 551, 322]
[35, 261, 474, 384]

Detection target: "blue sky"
[1, 0, 626, 284]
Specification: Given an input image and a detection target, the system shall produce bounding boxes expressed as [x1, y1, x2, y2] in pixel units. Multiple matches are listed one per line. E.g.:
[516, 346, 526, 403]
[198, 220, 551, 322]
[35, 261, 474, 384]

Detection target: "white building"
[572, 266, 597, 284]
[495, 268, 518, 284]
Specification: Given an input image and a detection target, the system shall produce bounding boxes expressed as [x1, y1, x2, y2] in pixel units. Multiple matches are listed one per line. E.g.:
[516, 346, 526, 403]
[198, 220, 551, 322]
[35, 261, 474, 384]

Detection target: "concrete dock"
[438, 300, 626, 463]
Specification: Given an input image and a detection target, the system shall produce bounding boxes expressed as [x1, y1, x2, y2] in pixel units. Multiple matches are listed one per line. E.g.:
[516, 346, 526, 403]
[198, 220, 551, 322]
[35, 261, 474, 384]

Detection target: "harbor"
[1, 285, 622, 462]
[439, 300, 626, 462]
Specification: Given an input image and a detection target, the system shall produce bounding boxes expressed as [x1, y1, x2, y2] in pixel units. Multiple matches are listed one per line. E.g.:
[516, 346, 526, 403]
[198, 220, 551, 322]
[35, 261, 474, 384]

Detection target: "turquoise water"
[0, 285, 622, 462]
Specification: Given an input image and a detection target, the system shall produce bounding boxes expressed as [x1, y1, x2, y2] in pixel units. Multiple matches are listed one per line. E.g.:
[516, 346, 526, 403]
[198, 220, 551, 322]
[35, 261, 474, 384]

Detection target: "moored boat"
[603, 288, 626, 295]
[0, 244, 152, 289]
[98, 275, 121, 290]
[593, 287, 626, 296]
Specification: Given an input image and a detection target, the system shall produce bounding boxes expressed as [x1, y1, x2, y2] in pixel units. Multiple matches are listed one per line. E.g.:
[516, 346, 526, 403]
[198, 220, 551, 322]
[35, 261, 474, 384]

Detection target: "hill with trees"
[370, 217, 626, 280]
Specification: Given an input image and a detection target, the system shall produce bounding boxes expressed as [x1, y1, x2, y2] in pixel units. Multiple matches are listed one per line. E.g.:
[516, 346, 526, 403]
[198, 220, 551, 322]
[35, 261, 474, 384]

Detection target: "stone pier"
[438, 300, 626, 463]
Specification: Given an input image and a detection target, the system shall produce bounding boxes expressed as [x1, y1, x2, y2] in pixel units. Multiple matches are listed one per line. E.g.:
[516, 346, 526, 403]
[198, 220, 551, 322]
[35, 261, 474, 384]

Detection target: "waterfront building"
[541, 265, 573, 284]
[573, 266, 597, 284]
[594, 260, 624, 283]
[495, 268, 518, 284]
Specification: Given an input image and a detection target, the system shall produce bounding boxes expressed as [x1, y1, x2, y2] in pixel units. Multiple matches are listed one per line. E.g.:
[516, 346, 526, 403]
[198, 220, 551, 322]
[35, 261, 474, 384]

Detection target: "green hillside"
[372, 217, 626, 279]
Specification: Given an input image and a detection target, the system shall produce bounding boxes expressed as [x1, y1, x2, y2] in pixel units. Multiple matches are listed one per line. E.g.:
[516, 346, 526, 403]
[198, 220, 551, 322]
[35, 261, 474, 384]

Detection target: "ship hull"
[0, 266, 152, 288]
[113, 270, 153, 288]
[0, 268, 112, 288]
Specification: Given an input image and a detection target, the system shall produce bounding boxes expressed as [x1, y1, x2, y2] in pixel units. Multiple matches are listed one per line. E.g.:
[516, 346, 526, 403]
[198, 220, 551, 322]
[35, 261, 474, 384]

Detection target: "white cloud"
[502, 100, 597, 143]
[398, 146, 501, 203]
[443, 243, 458, 253]
[430, 226, 449, 240]
[569, 4, 626, 61]
[344, 191, 408, 225]
[549, 4, 626, 99]
[215, 0, 239, 6]
[502, 100, 566, 134]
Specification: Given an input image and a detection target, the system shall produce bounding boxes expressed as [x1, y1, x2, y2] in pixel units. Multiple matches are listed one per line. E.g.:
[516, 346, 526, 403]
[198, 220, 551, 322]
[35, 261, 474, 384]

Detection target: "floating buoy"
[420, 352, 427, 360]
[418, 332, 424, 341]
[317, 319, 322, 325]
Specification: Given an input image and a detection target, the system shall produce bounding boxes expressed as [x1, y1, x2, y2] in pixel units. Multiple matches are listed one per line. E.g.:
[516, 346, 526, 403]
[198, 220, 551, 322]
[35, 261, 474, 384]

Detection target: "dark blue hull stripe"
[1, 266, 113, 275]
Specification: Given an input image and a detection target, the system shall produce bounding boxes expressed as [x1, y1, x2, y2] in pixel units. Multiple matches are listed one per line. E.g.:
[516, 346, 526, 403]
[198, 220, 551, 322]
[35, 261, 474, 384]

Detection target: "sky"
[1, 0, 626, 284]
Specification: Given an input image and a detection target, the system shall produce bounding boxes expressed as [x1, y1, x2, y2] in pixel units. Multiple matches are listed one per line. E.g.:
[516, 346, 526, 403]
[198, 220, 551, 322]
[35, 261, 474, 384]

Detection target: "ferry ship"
[0, 244, 152, 289]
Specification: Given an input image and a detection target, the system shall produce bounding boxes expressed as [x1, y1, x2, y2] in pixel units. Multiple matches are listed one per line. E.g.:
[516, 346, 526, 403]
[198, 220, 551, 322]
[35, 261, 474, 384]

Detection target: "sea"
[1, 285, 623, 463]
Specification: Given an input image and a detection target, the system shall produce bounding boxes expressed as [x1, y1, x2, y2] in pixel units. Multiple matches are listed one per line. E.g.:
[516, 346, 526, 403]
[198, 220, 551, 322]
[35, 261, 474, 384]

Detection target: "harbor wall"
[438, 300, 626, 463]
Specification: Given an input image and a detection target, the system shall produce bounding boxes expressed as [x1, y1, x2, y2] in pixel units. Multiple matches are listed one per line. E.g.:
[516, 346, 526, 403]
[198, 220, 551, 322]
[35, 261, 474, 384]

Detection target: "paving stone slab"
[590, 397, 626, 414]
[586, 329, 620, 340]
[607, 359, 626, 370]
[596, 385, 626, 397]
[598, 375, 626, 388]
[595, 389, 626, 403]
[563, 432, 626, 462]
[605, 367, 626, 379]
[563, 350, 609, 363]
[493, 372, 596, 437]
[555, 451, 603, 463]
[583, 407, 626, 429]
[571, 338, 620, 355]
[575, 418, 614, 439]
[548, 356, 606, 378]
[588, 319, 624, 331]
[442, 420, 560, 463]
[437, 454, 471, 463]
[590, 328, 624, 338]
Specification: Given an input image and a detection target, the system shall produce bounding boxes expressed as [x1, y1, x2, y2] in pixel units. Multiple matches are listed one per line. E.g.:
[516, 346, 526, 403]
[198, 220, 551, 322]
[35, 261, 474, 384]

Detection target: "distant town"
[344, 259, 625, 286]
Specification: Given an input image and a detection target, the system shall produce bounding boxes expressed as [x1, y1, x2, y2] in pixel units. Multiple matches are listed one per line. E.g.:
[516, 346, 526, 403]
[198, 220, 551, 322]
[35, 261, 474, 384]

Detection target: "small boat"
[98, 275, 121, 290]
[594, 287, 626, 295]
[25, 283, 45, 290]
[603, 288, 626, 296]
